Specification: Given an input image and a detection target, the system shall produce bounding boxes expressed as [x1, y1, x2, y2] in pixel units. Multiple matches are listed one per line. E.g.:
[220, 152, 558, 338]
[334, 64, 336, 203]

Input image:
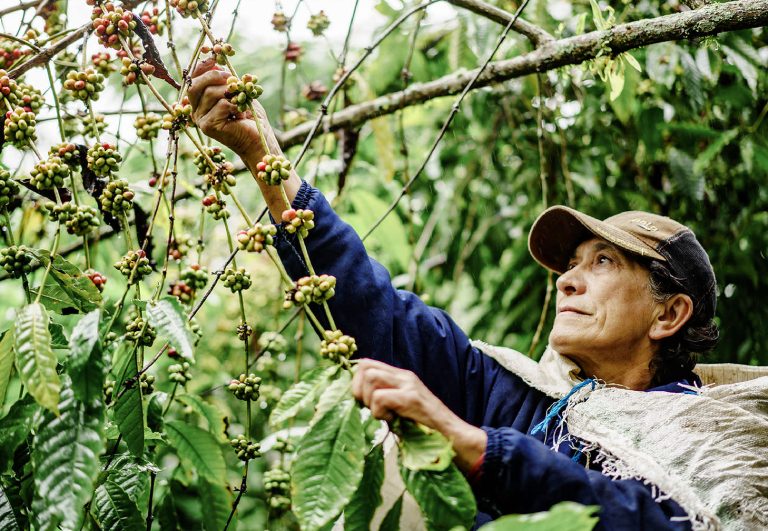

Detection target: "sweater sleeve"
[272, 182, 505, 423]
[475, 427, 692, 530]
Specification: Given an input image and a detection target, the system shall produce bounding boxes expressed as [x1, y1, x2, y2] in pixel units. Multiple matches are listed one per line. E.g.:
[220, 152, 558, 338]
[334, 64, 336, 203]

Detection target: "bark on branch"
[447, 0, 554, 45]
[278, 0, 768, 149]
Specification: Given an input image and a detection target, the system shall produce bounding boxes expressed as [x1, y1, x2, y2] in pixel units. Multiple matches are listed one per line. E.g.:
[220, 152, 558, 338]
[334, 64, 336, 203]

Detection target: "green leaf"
[292, 398, 366, 530]
[311, 370, 352, 425]
[175, 394, 227, 441]
[344, 444, 384, 530]
[478, 502, 599, 530]
[91, 479, 144, 531]
[395, 418, 455, 472]
[270, 365, 339, 427]
[0, 396, 38, 474]
[0, 328, 15, 405]
[0, 484, 22, 531]
[48, 322, 68, 349]
[165, 420, 226, 483]
[146, 297, 195, 361]
[68, 310, 101, 368]
[693, 129, 739, 175]
[30, 278, 80, 315]
[67, 310, 104, 404]
[401, 463, 477, 531]
[200, 478, 233, 531]
[26, 250, 102, 313]
[31, 375, 104, 531]
[379, 494, 403, 531]
[113, 347, 144, 457]
[15, 303, 60, 414]
[104, 453, 154, 511]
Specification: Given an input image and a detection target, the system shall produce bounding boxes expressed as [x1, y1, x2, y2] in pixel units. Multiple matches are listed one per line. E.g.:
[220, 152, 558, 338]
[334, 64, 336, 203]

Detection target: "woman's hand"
[352, 359, 487, 473]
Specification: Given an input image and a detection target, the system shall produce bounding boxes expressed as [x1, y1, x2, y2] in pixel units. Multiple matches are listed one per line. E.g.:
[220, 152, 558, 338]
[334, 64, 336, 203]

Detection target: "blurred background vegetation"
[1, 0, 766, 527]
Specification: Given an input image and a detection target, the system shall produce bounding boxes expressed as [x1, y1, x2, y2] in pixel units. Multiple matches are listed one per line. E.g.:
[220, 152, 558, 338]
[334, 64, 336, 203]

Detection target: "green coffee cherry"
[254, 154, 291, 186]
[114, 249, 152, 283]
[257, 331, 287, 354]
[99, 178, 134, 216]
[126, 315, 156, 347]
[284, 274, 336, 308]
[230, 434, 260, 461]
[225, 74, 263, 112]
[168, 362, 192, 385]
[134, 112, 162, 140]
[17, 82, 44, 113]
[271, 11, 288, 32]
[319, 330, 357, 363]
[168, 280, 194, 304]
[82, 113, 107, 138]
[236, 223, 276, 253]
[228, 373, 261, 401]
[30, 156, 68, 190]
[201, 194, 229, 220]
[4, 107, 37, 147]
[65, 205, 101, 236]
[63, 69, 105, 102]
[222, 266, 251, 293]
[0, 246, 32, 278]
[180, 264, 208, 291]
[140, 372, 155, 395]
[161, 97, 192, 131]
[49, 142, 81, 170]
[281, 208, 315, 238]
[91, 51, 115, 76]
[307, 11, 330, 36]
[87, 143, 122, 178]
[200, 41, 235, 65]
[0, 169, 20, 209]
[103, 378, 115, 404]
[91, 2, 137, 50]
[264, 467, 291, 514]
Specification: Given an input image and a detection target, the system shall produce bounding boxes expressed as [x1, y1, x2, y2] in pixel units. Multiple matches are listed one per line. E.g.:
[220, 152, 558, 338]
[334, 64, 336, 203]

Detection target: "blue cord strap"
[530, 378, 596, 436]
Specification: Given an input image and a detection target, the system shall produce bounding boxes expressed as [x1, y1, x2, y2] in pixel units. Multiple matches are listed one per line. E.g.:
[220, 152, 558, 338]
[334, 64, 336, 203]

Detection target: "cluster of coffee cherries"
[120, 57, 155, 86]
[255, 155, 292, 186]
[99, 178, 134, 216]
[30, 156, 68, 190]
[148, 171, 171, 188]
[307, 11, 330, 36]
[0, 169, 19, 209]
[91, 52, 115, 76]
[45, 202, 101, 236]
[236, 223, 277, 253]
[320, 330, 358, 363]
[87, 143, 122, 178]
[49, 142, 80, 169]
[271, 11, 288, 32]
[201, 41, 234, 65]
[194, 147, 235, 191]
[126, 315, 156, 346]
[91, 2, 137, 50]
[225, 74, 263, 113]
[168, 362, 192, 385]
[161, 97, 193, 131]
[281, 208, 315, 238]
[222, 267, 252, 293]
[83, 113, 107, 138]
[140, 372, 155, 395]
[284, 42, 302, 63]
[114, 249, 152, 283]
[170, 0, 209, 17]
[17, 83, 44, 113]
[168, 234, 193, 261]
[228, 373, 261, 401]
[4, 107, 37, 147]
[258, 330, 288, 354]
[230, 434, 260, 462]
[134, 112, 162, 140]
[264, 467, 292, 514]
[140, 7, 163, 34]
[0, 246, 32, 278]
[284, 274, 336, 307]
[86, 269, 107, 292]
[168, 280, 194, 304]
[103, 379, 115, 404]
[201, 194, 229, 220]
[0, 70, 18, 105]
[180, 264, 208, 291]
[0, 41, 31, 70]
[63, 69, 105, 102]
[302, 80, 327, 102]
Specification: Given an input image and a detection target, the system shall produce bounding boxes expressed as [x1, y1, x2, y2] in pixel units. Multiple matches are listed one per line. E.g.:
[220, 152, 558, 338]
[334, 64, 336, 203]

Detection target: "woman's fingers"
[368, 388, 400, 422]
[192, 83, 228, 123]
[188, 68, 228, 110]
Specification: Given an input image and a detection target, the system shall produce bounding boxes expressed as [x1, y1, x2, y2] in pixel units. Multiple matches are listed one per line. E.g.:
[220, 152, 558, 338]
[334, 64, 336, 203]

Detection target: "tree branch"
[0, 0, 41, 18]
[447, 0, 554, 45]
[277, 0, 768, 149]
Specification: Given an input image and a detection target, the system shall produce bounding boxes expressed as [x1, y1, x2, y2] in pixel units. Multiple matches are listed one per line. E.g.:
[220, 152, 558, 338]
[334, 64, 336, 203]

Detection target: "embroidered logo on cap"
[630, 218, 659, 232]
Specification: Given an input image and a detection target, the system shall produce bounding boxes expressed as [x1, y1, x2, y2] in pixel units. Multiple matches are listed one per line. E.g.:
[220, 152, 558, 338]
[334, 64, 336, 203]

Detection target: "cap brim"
[528, 206, 666, 274]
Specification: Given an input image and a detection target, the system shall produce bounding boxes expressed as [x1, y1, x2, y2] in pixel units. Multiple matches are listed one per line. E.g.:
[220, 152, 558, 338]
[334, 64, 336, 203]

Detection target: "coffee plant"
[0, 0, 765, 530]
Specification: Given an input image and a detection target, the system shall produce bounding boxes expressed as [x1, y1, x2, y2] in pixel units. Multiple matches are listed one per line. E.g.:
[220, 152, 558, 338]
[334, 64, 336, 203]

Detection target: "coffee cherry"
[225, 74, 263, 113]
[236, 223, 276, 253]
[140, 7, 163, 35]
[230, 434, 260, 461]
[255, 354, 277, 376]
[86, 269, 107, 292]
[257, 331, 287, 354]
[63, 69, 105, 102]
[168, 234, 193, 261]
[65, 205, 101, 236]
[114, 249, 152, 283]
[271, 11, 288, 32]
[258, 384, 282, 409]
[264, 467, 291, 514]
[140, 372, 155, 395]
[180, 264, 208, 291]
[161, 97, 192, 131]
[167, 346, 179, 358]
[134, 112, 162, 140]
[281, 208, 315, 238]
[82, 113, 107, 138]
[4, 107, 37, 147]
[168, 362, 192, 384]
[236, 323, 253, 341]
[255, 154, 291, 186]
[0, 71, 19, 107]
[126, 315, 156, 347]
[0, 169, 20, 209]
[0, 246, 33, 278]
[201, 41, 234, 65]
[272, 437, 295, 454]
[168, 280, 195, 303]
[222, 266, 251, 292]
[319, 330, 357, 363]
[99, 178, 134, 216]
[17, 83, 44, 113]
[49, 142, 81, 170]
[103, 379, 115, 404]
[0, 42, 31, 70]
[202, 194, 229, 220]
[170, 0, 209, 18]
[332, 66, 356, 88]
[91, 2, 137, 50]
[302, 81, 327, 102]
[91, 51, 115, 76]
[87, 143, 122, 178]
[30, 156, 68, 190]
[307, 11, 330, 37]
[194, 147, 235, 191]
[284, 274, 336, 308]
[284, 42, 302, 63]
[120, 57, 155, 86]
[228, 373, 261, 401]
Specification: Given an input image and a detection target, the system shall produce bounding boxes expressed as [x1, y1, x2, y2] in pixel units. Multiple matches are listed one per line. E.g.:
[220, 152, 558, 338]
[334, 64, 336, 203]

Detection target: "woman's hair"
[646, 259, 720, 387]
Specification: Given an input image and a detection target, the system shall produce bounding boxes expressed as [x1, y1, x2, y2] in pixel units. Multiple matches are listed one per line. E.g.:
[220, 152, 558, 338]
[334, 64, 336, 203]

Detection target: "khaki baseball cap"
[528, 205, 717, 321]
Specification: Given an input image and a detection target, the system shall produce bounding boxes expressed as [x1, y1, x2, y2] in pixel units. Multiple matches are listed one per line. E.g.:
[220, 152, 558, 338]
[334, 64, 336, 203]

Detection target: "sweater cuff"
[268, 180, 315, 225]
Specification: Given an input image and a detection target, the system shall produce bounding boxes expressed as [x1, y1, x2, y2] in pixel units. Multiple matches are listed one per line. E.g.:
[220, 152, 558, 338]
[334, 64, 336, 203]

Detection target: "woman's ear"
[649, 294, 694, 340]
